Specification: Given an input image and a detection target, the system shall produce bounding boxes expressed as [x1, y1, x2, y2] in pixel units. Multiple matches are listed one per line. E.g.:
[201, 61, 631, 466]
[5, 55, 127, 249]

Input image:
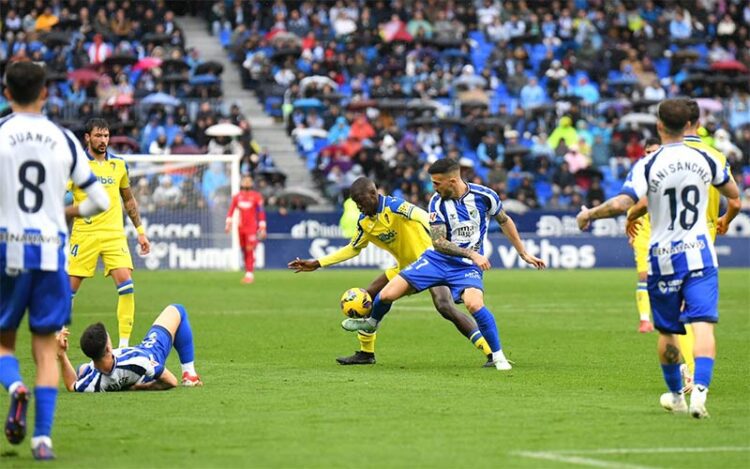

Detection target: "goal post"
[121, 153, 243, 271]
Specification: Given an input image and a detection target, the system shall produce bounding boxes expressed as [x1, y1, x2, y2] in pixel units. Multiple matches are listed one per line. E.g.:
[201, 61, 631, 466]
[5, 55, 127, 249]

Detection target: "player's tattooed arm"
[577, 194, 634, 230]
[430, 223, 474, 258]
[121, 187, 151, 254]
[495, 210, 546, 269]
[120, 187, 142, 228]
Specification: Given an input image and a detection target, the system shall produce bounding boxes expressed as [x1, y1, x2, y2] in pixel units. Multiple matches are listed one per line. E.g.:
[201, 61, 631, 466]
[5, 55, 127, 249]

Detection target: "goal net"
[121, 153, 242, 271]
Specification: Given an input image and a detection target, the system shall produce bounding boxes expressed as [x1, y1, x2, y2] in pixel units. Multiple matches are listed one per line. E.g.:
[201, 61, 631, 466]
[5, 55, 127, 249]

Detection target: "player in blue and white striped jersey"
[55, 304, 202, 393]
[0, 61, 109, 460]
[576, 99, 741, 419]
[342, 158, 546, 372]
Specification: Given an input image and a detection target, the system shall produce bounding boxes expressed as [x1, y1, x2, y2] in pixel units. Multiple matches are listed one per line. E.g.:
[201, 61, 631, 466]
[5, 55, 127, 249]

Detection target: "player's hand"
[520, 252, 546, 270]
[224, 219, 232, 233]
[257, 228, 267, 241]
[626, 218, 642, 243]
[287, 257, 320, 272]
[56, 327, 70, 355]
[576, 206, 591, 230]
[716, 216, 729, 235]
[138, 234, 151, 255]
[469, 252, 491, 271]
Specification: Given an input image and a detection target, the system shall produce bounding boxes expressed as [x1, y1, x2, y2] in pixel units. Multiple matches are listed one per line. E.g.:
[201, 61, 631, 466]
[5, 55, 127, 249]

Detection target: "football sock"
[636, 281, 650, 321]
[244, 247, 255, 273]
[0, 355, 23, 391]
[33, 387, 57, 438]
[172, 304, 195, 365]
[693, 356, 714, 388]
[469, 329, 492, 355]
[181, 362, 196, 376]
[678, 325, 695, 374]
[472, 307, 501, 353]
[116, 280, 135, 346]
[369, 293, 392, 322]
[358, 331, 376, 353]
[661, 364, 683, 393]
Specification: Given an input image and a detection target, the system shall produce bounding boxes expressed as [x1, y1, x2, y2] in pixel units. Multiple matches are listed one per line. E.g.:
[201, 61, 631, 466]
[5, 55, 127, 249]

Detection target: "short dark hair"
[85, 118, 110, 135]
[79, 323, 108, 360]
[349, 177, 375, 196]
[428, 158, 460, 175]
[656, 99, 690, 136]
[644, 137, 661, 148]
[684, 98, 700, 125]
[3, 61, 46, 105]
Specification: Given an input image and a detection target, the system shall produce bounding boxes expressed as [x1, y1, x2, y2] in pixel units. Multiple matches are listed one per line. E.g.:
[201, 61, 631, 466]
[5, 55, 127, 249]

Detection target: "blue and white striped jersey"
[428, 183, 502, 257]
[620, 142, 730, 276]
[73, 347, 160, 392]
[0, 113, 97, 271]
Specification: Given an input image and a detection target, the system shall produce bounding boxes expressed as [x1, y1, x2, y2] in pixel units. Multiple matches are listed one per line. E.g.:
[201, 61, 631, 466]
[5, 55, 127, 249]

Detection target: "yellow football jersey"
[319, 195, 431, 269]
[69, 151, 129, 234]
[684, 134, 728, 238]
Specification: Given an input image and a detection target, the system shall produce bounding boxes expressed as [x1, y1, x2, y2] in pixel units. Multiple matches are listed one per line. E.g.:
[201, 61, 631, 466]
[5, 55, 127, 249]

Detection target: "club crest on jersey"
[110, 162, 116, 171]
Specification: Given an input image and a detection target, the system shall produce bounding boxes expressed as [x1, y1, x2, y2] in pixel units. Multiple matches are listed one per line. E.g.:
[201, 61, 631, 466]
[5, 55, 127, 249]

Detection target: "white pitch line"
[553, 447, 750, 455]
[513, 447, 750, 469]
[514, 451, 655, 469]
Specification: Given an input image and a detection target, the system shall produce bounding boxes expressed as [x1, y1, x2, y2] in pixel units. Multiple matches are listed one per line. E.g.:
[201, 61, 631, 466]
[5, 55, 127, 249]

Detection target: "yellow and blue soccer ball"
[340, 288, 372, 318]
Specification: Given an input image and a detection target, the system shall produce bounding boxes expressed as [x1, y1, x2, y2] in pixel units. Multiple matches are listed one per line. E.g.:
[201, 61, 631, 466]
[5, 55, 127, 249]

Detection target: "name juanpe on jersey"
[7, 130, 59, 150]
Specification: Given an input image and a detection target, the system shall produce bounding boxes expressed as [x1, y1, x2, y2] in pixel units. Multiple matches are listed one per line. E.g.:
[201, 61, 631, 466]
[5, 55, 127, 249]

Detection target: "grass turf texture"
[1, 269, 748, 468]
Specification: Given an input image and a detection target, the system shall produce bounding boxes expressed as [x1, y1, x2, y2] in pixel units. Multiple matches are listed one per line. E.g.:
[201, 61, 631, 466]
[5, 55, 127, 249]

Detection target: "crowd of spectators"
[1, 0, 286, 212]
[211, 0, 750, 211]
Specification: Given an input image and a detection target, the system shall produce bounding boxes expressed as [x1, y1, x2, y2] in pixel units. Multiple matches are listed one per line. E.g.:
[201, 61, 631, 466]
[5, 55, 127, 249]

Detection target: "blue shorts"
[0, 269, 71, 334]
[399, 250, 483, 303]
[648, 267, 719, 335]
[138, 325, 173, 377]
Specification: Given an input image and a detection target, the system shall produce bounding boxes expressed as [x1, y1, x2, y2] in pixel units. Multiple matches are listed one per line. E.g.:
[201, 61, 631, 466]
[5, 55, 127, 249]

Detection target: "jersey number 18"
[664, 185, 699, 231]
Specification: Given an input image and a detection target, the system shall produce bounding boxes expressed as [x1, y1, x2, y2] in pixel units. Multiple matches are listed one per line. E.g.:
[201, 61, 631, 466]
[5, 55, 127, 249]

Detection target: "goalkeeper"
[288, 177, 492, 366]
[67, 118, 151, 348]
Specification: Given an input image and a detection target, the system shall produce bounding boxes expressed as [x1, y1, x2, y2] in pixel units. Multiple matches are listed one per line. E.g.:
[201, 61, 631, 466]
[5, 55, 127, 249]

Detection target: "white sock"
[31, 436, 52, 449]
[245, 272, 254, 278]
[492, 350, 508, 362]
[118, 338, 129, 348]
[8, 381, 23, 395]
[639, 314, 650, 321]
[181, 362, 196, 375]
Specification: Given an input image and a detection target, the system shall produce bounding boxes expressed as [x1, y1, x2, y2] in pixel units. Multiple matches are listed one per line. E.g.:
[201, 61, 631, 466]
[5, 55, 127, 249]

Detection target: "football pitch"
[2, 269, 749, 468]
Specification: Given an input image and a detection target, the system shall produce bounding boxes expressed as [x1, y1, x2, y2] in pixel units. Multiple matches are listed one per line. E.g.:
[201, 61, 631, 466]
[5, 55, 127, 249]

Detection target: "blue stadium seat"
[535, 180, 553, 206]
[654, 58, 670, 79]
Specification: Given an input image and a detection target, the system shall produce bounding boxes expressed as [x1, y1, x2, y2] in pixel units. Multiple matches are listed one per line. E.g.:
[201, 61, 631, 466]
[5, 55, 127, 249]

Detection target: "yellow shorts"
[68, 233, 133, 278]
[632, 237, 649, 273]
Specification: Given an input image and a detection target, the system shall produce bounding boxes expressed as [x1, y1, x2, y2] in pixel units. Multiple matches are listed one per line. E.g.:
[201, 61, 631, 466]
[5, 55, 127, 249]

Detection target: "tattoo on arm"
[120, 188, 142, 228]
[588, 195, 631, 221]
[430, 224, 474, 259]
[495, 209, 509, 225]
[663, 344, 682, 365]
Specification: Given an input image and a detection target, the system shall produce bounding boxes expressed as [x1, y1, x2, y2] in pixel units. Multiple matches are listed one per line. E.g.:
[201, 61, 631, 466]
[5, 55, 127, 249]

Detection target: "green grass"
[2, 269, 749, 468]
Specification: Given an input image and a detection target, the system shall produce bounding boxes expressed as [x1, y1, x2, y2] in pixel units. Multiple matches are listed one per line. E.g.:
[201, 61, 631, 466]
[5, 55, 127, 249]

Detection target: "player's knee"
[171, 304, 188, 322]
[464, 299, 484, 314]
[433, 298, 456, 319]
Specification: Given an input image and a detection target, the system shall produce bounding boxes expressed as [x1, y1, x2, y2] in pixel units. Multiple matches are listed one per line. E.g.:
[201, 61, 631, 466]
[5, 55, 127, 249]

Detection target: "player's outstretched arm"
[55, 328, 78, 392]
[495, 210, 546, 269]
[132, 368, 178, 391]
[121, 187, 150, 255]
[577, 194, 634, 230]
[287, 257, 321, 272]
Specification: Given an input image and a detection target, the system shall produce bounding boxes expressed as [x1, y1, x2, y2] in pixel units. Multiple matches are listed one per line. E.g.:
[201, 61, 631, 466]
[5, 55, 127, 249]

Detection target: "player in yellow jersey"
[627, 98, 741, 390]
[288, 177, 493, 365]
[628, 137, 662, 334]
[67, 119, 151, 348]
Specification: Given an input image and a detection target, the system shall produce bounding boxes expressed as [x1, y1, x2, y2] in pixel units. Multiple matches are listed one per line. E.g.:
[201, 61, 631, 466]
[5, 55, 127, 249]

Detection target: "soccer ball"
[340, 288, 372, 318]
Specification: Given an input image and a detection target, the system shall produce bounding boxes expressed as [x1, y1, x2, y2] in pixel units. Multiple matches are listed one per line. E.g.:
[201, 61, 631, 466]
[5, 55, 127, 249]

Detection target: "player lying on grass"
[55, 304, 202, 392]
[288, 177, 494, 366]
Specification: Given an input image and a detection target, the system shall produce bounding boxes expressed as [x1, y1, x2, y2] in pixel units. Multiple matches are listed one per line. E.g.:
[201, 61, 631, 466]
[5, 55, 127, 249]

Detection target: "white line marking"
[514, 451, 654, 469]
[513, 447, 750, 468]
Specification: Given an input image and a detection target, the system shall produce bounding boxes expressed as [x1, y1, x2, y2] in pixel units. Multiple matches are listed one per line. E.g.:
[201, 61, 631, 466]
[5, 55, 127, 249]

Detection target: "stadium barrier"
[125, 210, 750, 270]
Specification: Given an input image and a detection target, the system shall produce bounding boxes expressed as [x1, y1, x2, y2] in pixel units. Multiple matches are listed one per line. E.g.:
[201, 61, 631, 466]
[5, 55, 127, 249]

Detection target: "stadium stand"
[200, 0, 750, 210]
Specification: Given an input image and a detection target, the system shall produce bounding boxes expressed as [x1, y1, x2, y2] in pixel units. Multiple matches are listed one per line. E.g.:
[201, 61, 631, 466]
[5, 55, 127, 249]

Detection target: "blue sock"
[0, 356, 23, 390]
[172, 304, 195, 364]
[693, 356, 715, 388]
[473, 307, 501, 353]
[661, 364, 683, 393]
[370, 293, 392, 322]
[33, 387, 57, 438]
